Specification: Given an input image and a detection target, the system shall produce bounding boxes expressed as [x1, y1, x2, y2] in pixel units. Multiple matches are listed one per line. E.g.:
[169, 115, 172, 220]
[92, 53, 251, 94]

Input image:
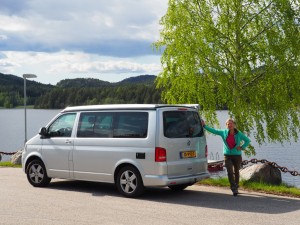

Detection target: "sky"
[0, 0, 168, 85]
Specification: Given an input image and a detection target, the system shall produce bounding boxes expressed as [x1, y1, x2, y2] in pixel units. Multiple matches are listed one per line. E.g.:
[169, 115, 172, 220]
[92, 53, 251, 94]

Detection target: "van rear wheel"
[168, 184, 189, 191]
[26, 159, 51, 187]
[116, 166, 144, 198]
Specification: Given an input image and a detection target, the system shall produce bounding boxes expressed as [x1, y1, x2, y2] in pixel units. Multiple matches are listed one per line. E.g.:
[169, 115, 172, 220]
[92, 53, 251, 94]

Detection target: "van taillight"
[205, 145, 208, 158]
[155, 147, 166, 162]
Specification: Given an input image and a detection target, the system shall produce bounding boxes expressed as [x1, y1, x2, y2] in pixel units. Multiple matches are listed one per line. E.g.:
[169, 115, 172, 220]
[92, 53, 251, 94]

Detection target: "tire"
[116, 166, 144, 198]
[26, 159, 51, 187]
[168, 184, 189, 191]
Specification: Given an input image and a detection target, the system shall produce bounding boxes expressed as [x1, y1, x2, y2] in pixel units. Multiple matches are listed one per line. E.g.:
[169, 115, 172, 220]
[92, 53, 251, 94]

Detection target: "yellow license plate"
[180, 151, 196, 158]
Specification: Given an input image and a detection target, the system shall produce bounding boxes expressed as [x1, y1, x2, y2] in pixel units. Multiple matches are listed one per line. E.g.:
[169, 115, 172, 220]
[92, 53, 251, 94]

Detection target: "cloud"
[0, 0, 28, 14]
[0, 52, 7, 59]
[0, 52, 20, 74]
[46, 51, 161, 74]
[0, 0, 166, 57]
[0, 51, 161, 83]
[0, 0, 167, 84]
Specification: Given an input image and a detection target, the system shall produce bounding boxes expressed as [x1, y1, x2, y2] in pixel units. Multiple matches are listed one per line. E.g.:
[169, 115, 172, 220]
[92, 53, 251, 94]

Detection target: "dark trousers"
[224, 155, 242, 190]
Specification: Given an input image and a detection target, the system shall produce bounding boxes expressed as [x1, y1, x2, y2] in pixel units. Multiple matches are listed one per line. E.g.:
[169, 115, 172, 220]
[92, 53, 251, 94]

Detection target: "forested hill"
[0, 73, 54, 89]
[57, 78, 111, 88]
[56, 75, 156, 88]
[0, 73, 54, 108]
[118, 75, 156, 84]
[0, 73, 163, 109]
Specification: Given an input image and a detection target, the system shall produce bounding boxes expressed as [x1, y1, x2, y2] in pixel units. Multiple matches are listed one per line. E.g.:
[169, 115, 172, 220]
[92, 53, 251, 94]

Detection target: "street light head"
[23, 74, 37, 79]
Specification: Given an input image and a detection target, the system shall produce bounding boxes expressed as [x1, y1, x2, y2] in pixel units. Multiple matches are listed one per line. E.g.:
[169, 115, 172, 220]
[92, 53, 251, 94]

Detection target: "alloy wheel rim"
[120, 170, 137, 193]
[29, 164, 44, 183]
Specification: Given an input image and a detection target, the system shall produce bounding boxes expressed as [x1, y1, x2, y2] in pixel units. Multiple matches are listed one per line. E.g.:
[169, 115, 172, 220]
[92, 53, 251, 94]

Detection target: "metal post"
[23, 74, 37, 145]
[24, 77, 27, 144]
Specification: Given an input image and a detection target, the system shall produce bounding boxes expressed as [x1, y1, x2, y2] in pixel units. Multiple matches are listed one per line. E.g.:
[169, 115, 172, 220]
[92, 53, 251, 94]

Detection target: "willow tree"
[154, 0, 300, 154]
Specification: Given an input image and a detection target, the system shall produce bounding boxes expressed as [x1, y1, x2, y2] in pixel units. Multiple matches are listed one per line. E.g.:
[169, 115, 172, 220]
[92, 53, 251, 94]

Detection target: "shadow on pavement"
[47, 180, 300, 215]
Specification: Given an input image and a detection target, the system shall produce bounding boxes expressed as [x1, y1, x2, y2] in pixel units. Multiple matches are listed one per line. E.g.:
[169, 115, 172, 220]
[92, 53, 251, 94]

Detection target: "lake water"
[0, 109, 60, 160]
[1, 109, 299, 188]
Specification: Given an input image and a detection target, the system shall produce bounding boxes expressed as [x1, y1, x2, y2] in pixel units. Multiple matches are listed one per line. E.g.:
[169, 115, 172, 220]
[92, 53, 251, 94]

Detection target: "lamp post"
[23, 74, 37, 144]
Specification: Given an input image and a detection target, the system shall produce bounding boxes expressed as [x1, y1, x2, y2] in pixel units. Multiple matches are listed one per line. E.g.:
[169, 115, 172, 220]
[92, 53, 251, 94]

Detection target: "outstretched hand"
[201, 119, 206, 127]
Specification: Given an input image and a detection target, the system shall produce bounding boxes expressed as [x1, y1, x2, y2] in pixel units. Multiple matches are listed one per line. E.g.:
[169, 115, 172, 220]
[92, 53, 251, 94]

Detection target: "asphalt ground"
[1, 167, 300, 225]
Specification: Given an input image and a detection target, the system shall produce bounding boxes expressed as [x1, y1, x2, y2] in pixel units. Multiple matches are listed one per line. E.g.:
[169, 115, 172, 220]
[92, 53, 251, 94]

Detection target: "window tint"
[77, 112, 148, 138]
[114, 112, 148, 138]
[48, 113, 76, 137]
[77, 112, 113, 138]
[163, 111, 204, 138]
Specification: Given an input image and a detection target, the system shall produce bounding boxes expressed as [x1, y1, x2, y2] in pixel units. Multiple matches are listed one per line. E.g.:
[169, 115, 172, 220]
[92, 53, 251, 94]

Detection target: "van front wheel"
[26, 159, 51, 187]
[116, 166, 144, 198]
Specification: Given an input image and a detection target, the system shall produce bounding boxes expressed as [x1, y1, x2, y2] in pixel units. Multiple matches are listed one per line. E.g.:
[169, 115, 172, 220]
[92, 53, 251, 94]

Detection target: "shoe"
[232, 189, 238, 196]
[231, 184, 239, 196]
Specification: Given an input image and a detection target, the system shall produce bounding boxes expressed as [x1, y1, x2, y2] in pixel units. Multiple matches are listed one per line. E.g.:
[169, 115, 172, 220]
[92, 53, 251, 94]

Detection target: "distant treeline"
[0, 73, 164, 109]
[35, 84, 164, 109]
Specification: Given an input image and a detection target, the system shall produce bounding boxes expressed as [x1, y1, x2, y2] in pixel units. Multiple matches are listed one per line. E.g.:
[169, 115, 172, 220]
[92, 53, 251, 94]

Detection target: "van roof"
[62, 104, 200, 112]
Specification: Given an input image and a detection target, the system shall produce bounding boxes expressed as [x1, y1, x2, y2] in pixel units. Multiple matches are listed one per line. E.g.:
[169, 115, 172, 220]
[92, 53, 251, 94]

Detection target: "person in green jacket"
[201, 118, 251, 196]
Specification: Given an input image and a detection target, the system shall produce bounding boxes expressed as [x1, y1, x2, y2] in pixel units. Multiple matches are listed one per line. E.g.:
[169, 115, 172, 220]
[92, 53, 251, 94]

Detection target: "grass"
[0, 161, 22, 168]
[198, 177, 300, 198]
[14, 105, 35, 109]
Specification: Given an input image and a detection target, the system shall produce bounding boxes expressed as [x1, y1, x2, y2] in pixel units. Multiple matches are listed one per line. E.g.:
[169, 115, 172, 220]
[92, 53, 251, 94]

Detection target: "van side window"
[77, 112, 113, 138]
[47, 113, 76, 137]
[163, 111, 204, 138]
[77, 112, 148, 138]
[114, 112, 148, 138]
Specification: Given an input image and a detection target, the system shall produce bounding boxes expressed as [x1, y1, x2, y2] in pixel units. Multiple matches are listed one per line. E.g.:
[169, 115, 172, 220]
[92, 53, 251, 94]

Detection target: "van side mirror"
[39, 127, 47, 137]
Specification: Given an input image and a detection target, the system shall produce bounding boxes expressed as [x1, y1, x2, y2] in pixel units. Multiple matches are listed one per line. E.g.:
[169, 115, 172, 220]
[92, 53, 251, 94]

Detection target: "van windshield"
[163, 111, 204, 138]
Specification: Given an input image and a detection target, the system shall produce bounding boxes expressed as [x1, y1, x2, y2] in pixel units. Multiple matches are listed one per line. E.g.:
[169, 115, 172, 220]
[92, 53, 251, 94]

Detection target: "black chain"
[242, 158, 300, 176]
[0, 151, 17, 155]
[0, 151, 18, 162]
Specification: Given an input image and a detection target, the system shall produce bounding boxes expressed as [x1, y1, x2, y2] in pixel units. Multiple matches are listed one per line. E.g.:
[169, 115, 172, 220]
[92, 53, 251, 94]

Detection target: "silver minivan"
[22, 104, 209, 197]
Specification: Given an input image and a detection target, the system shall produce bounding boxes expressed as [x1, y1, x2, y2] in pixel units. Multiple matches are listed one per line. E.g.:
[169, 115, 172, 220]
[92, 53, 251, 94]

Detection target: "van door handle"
[65, 140, 72, 144]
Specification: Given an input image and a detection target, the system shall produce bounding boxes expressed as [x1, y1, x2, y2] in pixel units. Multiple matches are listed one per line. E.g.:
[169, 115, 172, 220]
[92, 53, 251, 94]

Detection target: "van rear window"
[163, 111, 204, 138]
[77, 112, 148, 138]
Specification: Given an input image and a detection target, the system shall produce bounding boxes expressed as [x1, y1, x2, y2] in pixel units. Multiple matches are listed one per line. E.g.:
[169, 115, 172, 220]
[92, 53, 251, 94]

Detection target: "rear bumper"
[143, 172, 210, 187]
